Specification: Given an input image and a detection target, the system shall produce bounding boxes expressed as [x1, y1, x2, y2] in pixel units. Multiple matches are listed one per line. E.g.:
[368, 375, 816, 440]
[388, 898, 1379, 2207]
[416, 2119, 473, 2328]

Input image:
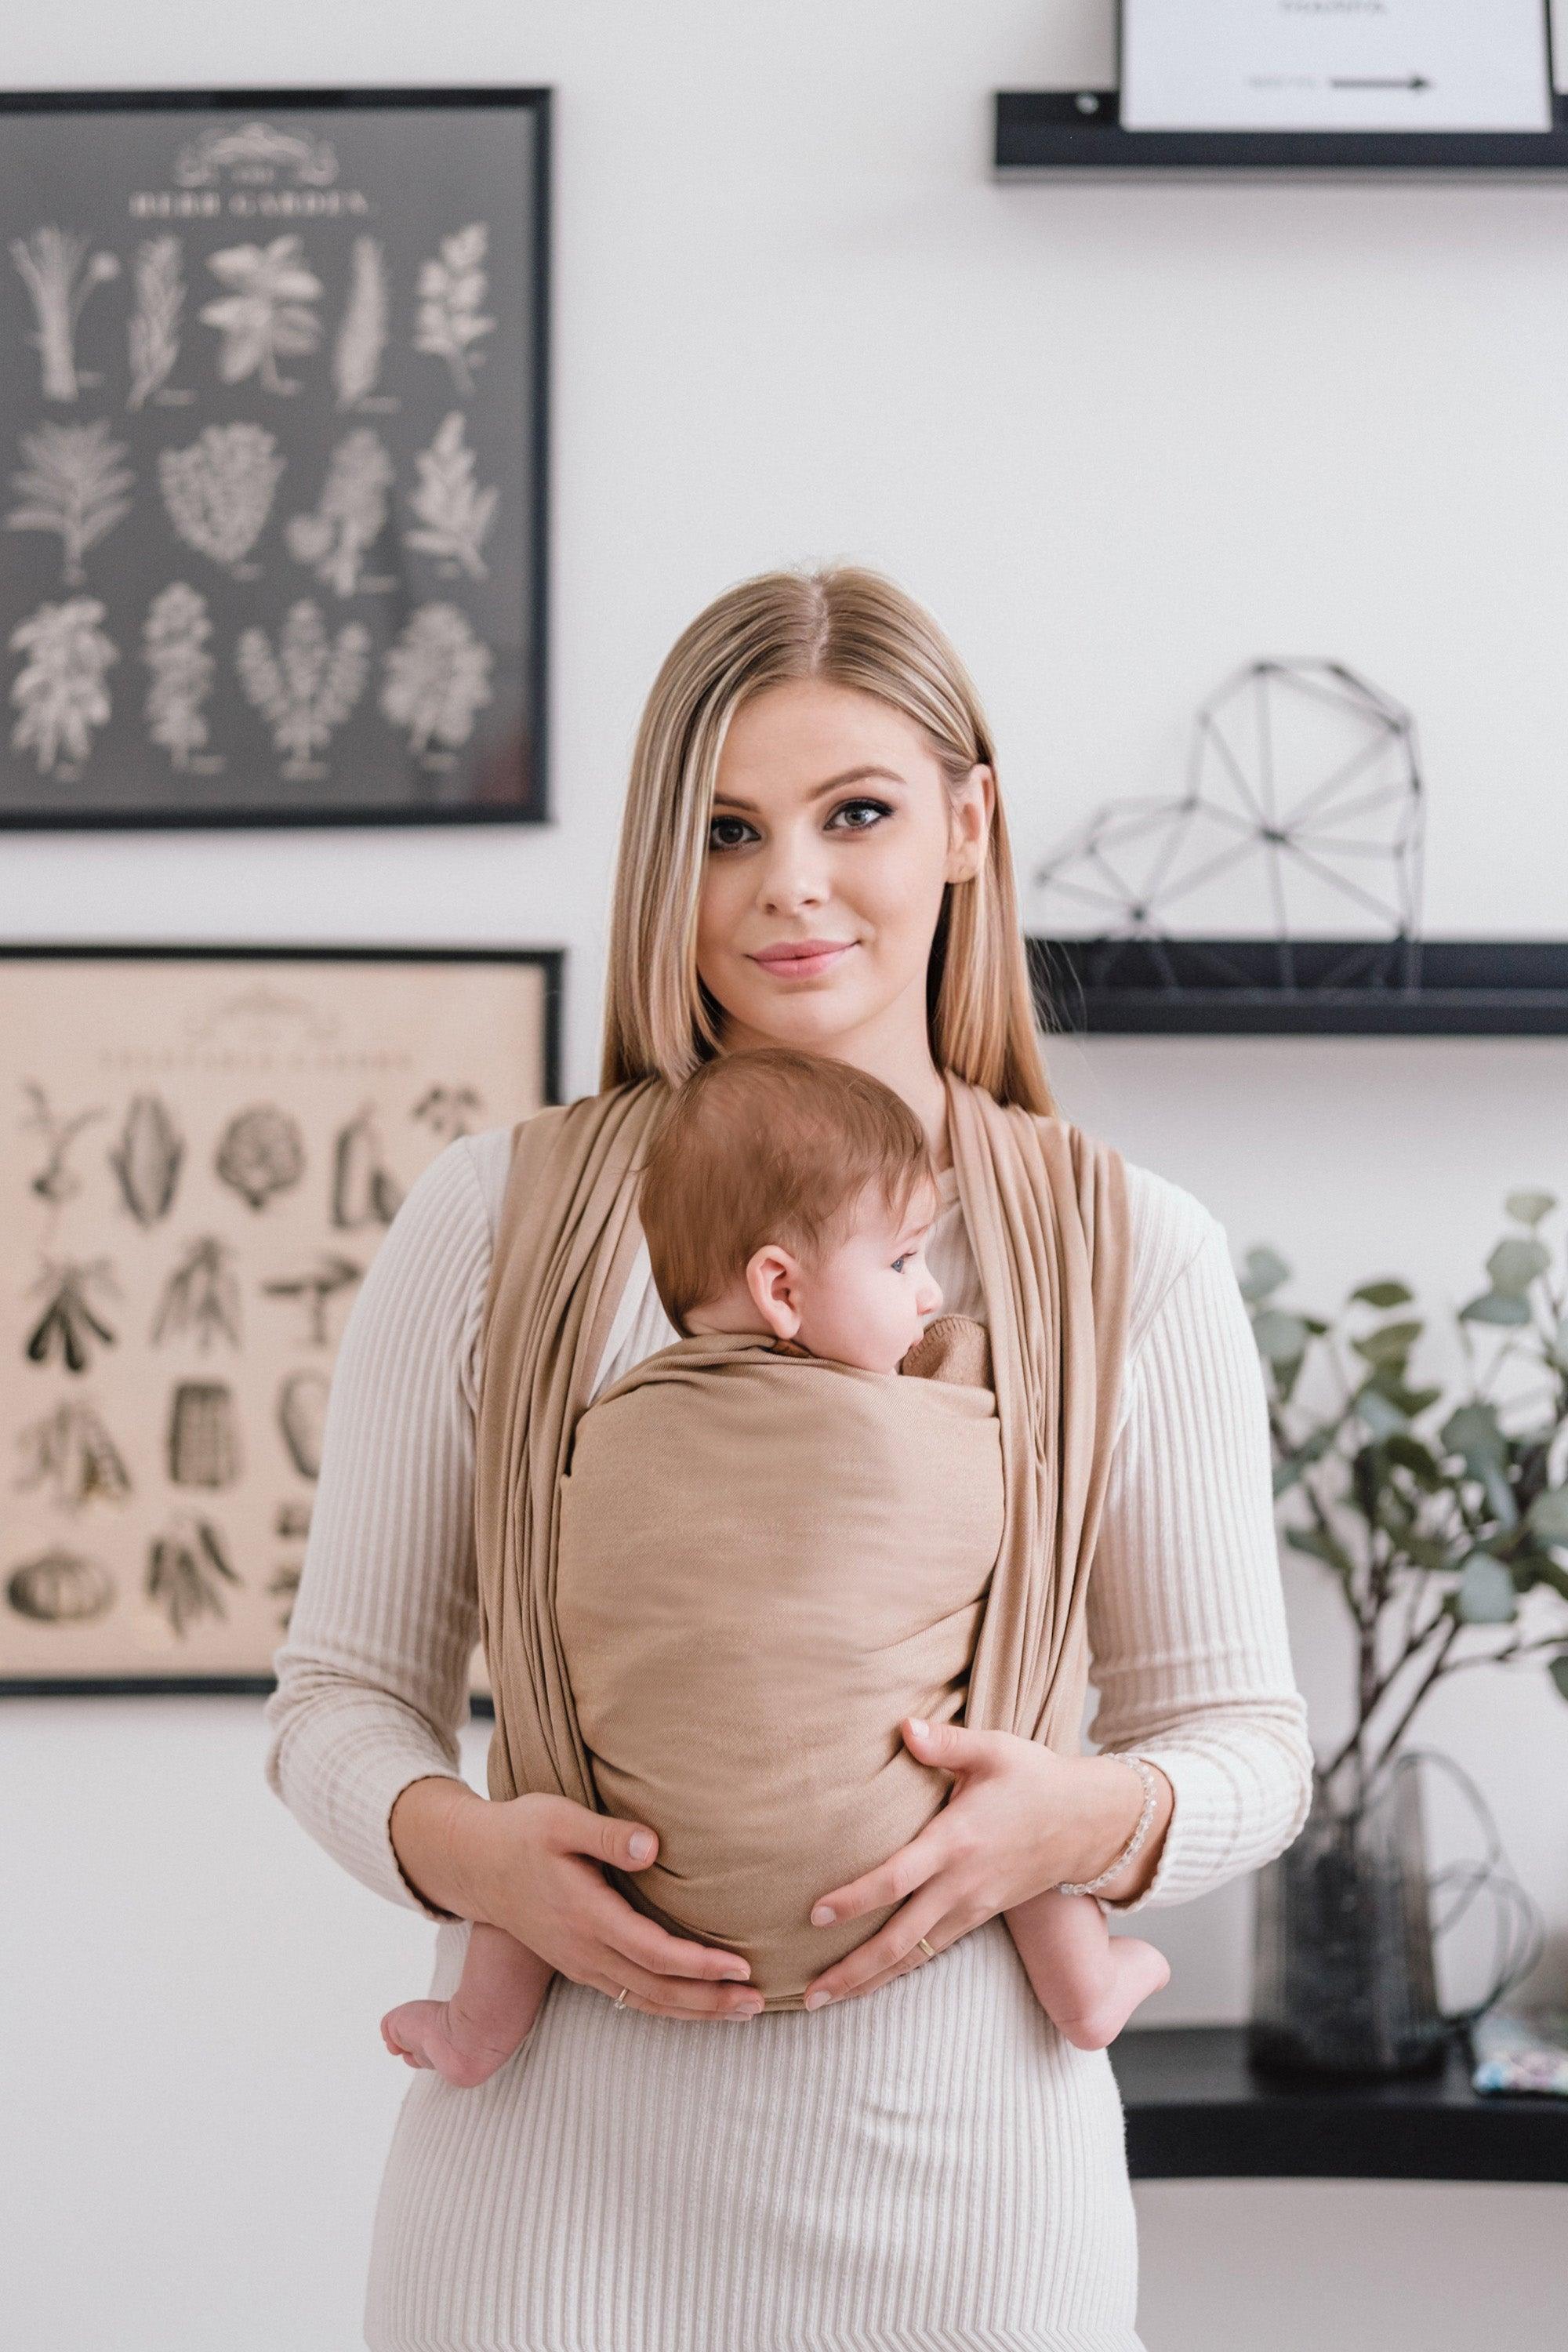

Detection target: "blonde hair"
[600, 562, 1054, 1113]
[639, 1047, 934, 1334]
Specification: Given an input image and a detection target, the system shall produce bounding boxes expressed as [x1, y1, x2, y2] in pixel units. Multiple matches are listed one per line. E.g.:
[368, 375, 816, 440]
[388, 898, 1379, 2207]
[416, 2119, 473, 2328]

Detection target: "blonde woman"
[264, 564, 1313, 2350]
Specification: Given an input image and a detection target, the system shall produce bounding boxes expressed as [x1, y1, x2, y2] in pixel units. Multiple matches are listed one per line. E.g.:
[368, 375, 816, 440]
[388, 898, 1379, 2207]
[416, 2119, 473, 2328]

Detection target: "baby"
[383, 1049, 1169, 2085]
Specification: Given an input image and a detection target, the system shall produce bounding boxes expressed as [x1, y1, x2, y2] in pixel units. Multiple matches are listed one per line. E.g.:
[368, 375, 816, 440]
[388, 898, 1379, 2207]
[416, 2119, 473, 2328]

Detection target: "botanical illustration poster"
[1, 949, 557, 1692]
[0, 91, 545, 826]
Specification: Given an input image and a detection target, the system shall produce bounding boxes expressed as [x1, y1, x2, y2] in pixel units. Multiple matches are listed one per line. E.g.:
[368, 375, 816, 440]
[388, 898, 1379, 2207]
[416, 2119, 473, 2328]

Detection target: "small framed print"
[0, 86, 550, 830]
[0, 942, 560, 1696]
[1120, 0, 1553, 136]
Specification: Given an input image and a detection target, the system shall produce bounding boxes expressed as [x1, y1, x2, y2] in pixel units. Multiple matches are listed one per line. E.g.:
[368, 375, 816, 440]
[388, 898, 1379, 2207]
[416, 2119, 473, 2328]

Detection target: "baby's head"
[639, 1048, 944, 1374]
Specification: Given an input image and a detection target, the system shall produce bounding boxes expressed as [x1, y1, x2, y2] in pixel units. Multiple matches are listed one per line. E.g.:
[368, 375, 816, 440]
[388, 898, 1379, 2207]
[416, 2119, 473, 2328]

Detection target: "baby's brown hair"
[639, 1047, 935, 1333]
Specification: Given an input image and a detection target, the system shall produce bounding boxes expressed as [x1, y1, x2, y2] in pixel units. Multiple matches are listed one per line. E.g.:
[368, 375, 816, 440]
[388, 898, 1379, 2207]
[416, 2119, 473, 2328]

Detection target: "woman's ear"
[945, 762, 994, 884]
[746, 1243, 804, 1339]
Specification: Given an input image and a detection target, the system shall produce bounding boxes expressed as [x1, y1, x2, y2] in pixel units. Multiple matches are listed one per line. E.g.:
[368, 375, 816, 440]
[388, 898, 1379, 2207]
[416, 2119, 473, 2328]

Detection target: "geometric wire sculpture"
[1031, 659, 1425, 993]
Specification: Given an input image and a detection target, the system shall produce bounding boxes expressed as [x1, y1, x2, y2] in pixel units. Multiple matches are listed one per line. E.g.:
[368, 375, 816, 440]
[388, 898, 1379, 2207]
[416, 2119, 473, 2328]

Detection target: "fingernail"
[804, 1989, 833, 2009]
[811, 1904, 835, 1926]
[909, 1718, 927, 1738]
[629, 1831, 654, 1860]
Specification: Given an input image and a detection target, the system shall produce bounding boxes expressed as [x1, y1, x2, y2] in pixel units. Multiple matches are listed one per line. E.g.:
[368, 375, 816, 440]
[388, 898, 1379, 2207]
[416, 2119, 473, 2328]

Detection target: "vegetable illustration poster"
[0, 91, 546, 825]
[1, 949, 558, 1690]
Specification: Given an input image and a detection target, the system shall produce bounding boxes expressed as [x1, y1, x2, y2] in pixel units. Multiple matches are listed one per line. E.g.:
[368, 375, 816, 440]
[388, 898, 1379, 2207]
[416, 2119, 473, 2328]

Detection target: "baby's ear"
[746, 1243, 803, 1340]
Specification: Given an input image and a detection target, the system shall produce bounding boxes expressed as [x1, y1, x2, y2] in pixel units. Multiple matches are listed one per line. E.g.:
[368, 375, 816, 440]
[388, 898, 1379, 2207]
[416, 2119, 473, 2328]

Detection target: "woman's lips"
[747, 941, 855, 981]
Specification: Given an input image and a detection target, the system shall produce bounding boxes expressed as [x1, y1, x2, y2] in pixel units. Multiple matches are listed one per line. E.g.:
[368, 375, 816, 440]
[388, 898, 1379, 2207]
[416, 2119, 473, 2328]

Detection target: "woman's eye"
[707, 815, 757, 851]
[827, 797, 892, 833]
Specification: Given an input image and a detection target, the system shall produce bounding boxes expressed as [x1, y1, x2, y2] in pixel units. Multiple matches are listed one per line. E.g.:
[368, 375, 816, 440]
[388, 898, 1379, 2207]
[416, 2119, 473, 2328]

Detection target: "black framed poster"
[0, 86, 549, 830]
[0, 942, 561, 1696]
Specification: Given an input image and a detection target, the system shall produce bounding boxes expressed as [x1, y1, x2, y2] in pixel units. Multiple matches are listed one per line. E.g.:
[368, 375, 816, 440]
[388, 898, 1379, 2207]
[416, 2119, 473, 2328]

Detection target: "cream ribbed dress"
[263, 1123, 1315, 2352]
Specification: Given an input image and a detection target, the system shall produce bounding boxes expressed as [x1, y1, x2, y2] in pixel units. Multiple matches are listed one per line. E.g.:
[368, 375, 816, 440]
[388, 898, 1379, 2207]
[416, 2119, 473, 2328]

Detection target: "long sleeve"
[261, 1132, 498, 1923]
[1082, 1171, 1316, 1916]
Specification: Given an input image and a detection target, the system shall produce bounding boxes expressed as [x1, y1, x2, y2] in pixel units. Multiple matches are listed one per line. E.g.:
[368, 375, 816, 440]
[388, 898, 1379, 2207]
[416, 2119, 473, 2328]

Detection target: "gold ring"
[614, 1987, 629, 2009]
[916, 1936, 936, 1960]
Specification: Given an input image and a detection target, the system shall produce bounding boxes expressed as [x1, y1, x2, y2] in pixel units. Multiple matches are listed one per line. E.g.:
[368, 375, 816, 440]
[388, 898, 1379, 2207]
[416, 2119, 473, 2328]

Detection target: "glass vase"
[1247, 1751, 1447, 2079]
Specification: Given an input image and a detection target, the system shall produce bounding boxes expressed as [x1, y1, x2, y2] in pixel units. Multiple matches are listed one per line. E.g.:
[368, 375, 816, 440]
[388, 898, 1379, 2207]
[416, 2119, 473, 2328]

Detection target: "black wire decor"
[1029, 657, 1568, 1034]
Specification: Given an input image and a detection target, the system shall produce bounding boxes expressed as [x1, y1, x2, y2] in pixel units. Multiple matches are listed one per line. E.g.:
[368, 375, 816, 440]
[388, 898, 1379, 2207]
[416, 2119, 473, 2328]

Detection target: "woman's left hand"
[799, 1715, 1149, 2009]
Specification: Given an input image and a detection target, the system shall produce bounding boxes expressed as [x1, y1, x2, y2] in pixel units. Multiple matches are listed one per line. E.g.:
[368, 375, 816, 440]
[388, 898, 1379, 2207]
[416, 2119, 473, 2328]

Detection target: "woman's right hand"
[390, 1776, 765, 2021]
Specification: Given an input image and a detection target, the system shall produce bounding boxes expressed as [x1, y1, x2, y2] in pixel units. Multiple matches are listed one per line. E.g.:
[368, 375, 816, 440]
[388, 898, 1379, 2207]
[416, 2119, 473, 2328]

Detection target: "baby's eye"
[891, 1254, 908, 1272]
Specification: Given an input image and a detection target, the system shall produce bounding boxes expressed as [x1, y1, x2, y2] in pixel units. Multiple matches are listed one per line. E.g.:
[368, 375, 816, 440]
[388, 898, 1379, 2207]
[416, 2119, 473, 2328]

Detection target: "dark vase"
[1248, 1751, 1448, 2079]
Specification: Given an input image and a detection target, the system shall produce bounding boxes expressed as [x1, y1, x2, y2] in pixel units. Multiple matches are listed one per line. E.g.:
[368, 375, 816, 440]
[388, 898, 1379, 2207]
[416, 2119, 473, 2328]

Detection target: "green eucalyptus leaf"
[1526, 1487, 1568, 1544]
[1441, 1401, 1507, 1469]
[1286, 1523, 1357, 1577]
[1253, 1308, 1310, 1364]
[1456, 1552, 1518, 1624]
[1513, 1551, 1568, 1603]
[1548, 1654, 1568, 1703]
[1356, 1385, 1409, 1439]
[1403, 1534, 1457, 1573]
[1486, 1236, 1551, 1296]
[1504, 1190, 1556, 1227]
[1459, 1290, 1533, 1327]
[1351, 1279, 1414, 1308]
[1240, 1246, 1292, 1302]
[1472, 1460, 1520, 1530]
[1382, 1432, 1444, 1490]
[1351, 1319, 1423, 1369]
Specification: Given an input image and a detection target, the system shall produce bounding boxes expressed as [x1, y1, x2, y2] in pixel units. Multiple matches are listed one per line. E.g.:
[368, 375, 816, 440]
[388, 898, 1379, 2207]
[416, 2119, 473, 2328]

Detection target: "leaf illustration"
[9, 596, 117, 772]
[141, 583, 214, 768]
[235, 598, 370, 774]
[11, 227, 119, 401]
[413, 220, 495, 396]
[158, 423, 284, 568]
[403, 411, 497, 580]
[285, 428, 394, 596]
[379, 601, 493, 754]
[199, 234, 323, 395]
[5, 420, 134, 586]
[332, 236, 389, 410]
[127, 236, 185, 411]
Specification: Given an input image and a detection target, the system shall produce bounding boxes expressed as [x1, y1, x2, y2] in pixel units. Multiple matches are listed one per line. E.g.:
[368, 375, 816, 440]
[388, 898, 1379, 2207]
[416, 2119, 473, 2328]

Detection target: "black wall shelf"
[1029, 939, 1568, 1037]
[1111, 2024, 1568, 2183]
[996, 90, 1568, 180]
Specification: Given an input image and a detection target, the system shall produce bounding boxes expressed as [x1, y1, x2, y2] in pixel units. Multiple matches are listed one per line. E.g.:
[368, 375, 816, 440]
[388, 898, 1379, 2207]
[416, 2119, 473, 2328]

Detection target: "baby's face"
[792, 1181, 943, 1374]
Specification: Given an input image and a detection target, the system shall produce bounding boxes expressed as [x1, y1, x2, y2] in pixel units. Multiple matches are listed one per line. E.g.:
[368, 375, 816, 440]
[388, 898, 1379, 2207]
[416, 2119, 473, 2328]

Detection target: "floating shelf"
[1111, 2024, 1568, 2183]
[995, 90, 1568, 180]
[1029, 939, 1568, 1036]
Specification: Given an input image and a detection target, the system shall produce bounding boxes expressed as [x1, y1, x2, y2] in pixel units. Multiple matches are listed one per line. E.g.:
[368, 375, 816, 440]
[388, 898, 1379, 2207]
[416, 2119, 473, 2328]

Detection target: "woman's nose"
[756, 830, 829, 915]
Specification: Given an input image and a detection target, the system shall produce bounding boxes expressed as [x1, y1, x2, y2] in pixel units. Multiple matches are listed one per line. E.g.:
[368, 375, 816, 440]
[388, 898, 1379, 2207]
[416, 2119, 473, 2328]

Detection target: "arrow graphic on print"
[1330, 76, 1432, 91]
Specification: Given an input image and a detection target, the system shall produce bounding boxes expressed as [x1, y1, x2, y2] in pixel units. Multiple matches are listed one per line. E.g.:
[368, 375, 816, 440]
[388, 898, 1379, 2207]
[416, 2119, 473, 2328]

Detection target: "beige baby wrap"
[553, 1314, 1002, 2006]
[474, 1069, 1133, 2011]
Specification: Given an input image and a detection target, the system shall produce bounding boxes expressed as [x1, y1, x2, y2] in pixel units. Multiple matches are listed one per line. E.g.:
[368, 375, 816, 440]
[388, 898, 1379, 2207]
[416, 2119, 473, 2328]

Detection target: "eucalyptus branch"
[1362, 1617, 1465, 1787]
[1240, 1189, 1568, 1811]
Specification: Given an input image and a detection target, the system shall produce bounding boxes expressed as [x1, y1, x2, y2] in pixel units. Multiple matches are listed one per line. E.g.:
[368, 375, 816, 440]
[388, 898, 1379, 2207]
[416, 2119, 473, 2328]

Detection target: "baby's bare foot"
[380, 1996, 535, 2089]
[1051, 1936, 1171, 2053]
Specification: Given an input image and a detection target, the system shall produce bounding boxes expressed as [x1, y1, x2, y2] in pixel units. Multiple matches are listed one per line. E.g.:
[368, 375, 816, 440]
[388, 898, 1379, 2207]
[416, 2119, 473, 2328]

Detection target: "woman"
[263, 564, 1314, 2350]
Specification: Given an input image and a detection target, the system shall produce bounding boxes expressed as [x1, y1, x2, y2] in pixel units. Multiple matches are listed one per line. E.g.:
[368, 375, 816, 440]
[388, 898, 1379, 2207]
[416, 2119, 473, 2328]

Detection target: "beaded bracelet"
[1056, 1753, 1160, 1898]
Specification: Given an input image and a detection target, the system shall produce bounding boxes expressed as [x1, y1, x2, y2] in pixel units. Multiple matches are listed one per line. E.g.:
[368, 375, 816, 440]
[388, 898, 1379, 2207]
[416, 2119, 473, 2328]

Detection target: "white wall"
[2, 6, 1565, 2348]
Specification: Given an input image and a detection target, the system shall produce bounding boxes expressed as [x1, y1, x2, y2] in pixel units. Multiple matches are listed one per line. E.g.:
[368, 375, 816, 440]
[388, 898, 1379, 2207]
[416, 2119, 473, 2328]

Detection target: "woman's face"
[695, 677, 993, 1062]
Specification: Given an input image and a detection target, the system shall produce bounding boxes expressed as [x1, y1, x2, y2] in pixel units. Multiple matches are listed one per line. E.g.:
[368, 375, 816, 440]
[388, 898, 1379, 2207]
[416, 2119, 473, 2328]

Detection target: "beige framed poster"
[1, 942, 559, 1697]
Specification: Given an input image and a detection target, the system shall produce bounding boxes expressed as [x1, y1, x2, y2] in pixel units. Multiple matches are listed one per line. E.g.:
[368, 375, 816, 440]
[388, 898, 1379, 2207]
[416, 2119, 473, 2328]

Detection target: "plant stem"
[1361, 1616, 1463, 1784]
